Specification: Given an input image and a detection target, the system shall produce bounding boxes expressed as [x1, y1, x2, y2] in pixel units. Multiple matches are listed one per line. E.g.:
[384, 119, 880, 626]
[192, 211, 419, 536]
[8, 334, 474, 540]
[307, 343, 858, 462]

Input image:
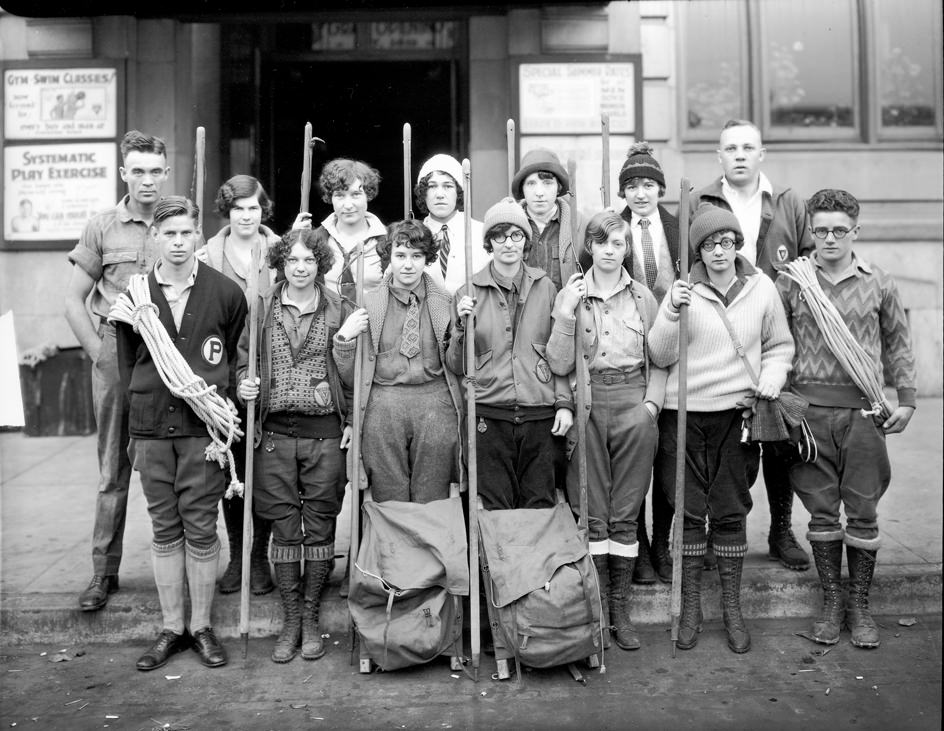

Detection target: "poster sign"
[518, 62, 638, 135]
[4, 67, 118, 140]
[3, 143, 116, 242]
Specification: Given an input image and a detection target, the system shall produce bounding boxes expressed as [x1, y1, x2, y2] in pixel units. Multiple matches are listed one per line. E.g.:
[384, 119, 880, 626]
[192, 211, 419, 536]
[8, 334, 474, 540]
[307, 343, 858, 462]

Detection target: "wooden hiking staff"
[193, 126, 206, 231]
[462, 158, 481, 681]
[601, 113, 611, 208]
[670, 177, 691, 657]
[239, 224, 263, 659]
[348, 239, 367, 622]
[403, 123, 413, 219]
[300, 122, 314, 214]
[567, 159, 591, 537]
[506, 119, 516, 196]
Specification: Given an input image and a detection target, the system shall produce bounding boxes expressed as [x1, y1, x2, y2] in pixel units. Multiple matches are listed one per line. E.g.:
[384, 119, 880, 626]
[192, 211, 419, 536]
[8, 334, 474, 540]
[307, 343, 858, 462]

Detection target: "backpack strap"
[708, 299, 759, 386]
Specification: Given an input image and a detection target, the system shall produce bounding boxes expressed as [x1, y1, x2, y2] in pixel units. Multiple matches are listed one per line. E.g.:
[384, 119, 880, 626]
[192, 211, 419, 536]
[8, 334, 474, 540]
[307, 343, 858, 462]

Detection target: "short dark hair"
[319, 158, 381, 203]
[535, 170, 561, 195]
[584, 211, 629, 253]
[378, 219, 439, 270]
[268, 228, 336, 275]
[214, 175, 274, 220]
[413, 171, 464, 217]
[484, 223, 531, 256]
[152, 196, 198, 227]
[617, 176, 666, 199]
[806, 188, 860, 221]
[120, 130, 166, 161]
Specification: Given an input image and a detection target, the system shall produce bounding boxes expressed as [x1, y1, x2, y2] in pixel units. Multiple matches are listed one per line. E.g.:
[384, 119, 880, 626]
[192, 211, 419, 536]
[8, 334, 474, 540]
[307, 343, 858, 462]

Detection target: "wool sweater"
[648, 258, 794, 412]
[776, 255, 917, 409]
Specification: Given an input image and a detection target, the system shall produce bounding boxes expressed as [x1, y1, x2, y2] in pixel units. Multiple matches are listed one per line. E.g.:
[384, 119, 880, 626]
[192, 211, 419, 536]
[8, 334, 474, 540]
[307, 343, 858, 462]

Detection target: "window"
[681, 0, 943, 143]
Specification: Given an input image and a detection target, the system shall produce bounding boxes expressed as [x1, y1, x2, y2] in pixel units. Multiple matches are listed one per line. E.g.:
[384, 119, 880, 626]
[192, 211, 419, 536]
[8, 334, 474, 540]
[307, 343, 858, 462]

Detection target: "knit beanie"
[689, 205, 743, 254]
[483, 197, 531, 237]
[618, 141, 665, 190]
[417, 154, 465, 190]
[511, 148, 570, 200]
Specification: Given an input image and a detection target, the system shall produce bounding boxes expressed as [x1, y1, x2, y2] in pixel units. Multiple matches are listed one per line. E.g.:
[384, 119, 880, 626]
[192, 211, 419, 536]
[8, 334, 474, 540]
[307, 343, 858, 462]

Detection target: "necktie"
[639, 218, 658, 291]
[438, 225, 450, 279]
[399, 293, 421, 358]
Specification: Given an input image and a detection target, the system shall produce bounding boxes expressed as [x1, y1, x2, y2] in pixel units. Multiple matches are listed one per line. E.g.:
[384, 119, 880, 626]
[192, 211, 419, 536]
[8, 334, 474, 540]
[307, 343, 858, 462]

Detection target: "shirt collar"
[690, 253, 757, 286]
[116, 195, 148, 224]
[490, 262, 524, 292]
[585, 266, 634, 300]
[812, 252, 871, 275]
[280, 283, 320, 314]
[154, 257, 199, 286]
[389, 278, 426, 305]
[721, 171, 773, 200]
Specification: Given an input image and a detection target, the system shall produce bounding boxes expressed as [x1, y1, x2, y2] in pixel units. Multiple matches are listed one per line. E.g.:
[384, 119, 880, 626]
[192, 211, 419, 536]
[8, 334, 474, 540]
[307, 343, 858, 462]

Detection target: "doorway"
[259, 59, 459, 233]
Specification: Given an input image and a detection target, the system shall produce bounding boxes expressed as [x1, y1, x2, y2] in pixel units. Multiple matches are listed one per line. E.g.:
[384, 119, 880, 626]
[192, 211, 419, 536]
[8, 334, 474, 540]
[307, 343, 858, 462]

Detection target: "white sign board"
[519, 62, 637, 135]
[4, 67, 118, 140]
[3, 143, 117, 242]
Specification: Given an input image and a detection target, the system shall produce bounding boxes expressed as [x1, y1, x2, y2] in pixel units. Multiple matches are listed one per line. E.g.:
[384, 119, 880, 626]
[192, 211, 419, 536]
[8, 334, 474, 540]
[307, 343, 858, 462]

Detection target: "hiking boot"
[610, 555, 640, 650]
[846, 545, 880, 649]
[218, 549, 242, 594]
[809, 539, 844, 645]
[716, 548, 751, 654]
[677, 554, 703, 650]
[651, 495, 674, 583]
[767, 475, 810, 570]
[591, 554, 611, 649]
[272, 561, 302, 663]
[79, 574, 119, 611]
[302, 555, 331, 660]
[250, 524, 275, 595]
[633, 517, 657, 585]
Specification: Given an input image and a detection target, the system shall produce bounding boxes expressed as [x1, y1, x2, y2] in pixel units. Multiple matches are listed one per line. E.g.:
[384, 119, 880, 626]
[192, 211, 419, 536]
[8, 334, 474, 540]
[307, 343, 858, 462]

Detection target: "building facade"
[1, 1, 941, 394]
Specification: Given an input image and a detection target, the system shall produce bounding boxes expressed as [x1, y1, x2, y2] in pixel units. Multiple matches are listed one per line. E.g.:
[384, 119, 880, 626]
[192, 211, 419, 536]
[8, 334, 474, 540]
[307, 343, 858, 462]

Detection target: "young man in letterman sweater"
[116, 197, 247, 672]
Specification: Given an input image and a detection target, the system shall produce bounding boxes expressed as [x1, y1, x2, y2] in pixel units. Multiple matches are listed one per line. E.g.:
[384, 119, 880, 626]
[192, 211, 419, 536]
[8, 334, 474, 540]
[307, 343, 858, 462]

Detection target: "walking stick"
[348, 240, 366, 637]
[670, 178, 691, 657]
[403, 123, 413, 219]
[300, 122, 313, 214]
[567, 159, 590, 537]
[462, 159, 481, 681]
[601, 113, 611, 208]
[193, 126, 206, 231]
[239, 228, 263, 659]
[506, 119, 515, 197]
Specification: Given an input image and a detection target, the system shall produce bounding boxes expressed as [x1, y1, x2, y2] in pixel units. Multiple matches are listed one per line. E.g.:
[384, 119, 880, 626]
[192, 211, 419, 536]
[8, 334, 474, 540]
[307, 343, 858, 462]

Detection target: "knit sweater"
[648, 259, 794, 412]
[776, 255, 917, 409]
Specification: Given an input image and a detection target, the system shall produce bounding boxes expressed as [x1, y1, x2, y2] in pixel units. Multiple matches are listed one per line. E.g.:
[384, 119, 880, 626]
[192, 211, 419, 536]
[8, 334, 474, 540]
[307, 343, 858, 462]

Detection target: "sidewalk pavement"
[1, 399, 941, 645]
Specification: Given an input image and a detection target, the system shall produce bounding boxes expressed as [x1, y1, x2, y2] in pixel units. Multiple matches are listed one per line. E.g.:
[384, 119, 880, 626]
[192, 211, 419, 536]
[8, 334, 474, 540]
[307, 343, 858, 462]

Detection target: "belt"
[589, 370, 635, 385]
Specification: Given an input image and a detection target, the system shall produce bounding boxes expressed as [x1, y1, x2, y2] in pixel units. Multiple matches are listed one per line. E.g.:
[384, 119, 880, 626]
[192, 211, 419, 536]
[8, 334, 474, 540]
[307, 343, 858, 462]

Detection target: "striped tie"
[639, 218, 658, 291]
[438, 225, 450, 279]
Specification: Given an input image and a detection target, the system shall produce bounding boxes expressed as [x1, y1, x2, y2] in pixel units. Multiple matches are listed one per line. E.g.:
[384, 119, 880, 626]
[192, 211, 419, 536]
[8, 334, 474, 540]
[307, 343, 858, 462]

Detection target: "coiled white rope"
[780, 257, 892, 420]
[108, 274, 245, 497]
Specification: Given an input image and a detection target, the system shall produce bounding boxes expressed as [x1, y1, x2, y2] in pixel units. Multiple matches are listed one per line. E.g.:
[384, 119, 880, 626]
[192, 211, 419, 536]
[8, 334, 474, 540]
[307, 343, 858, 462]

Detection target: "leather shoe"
[192, 627, 228, 668]
[136, 630, 190, 672]
[79, 575, 119, 612]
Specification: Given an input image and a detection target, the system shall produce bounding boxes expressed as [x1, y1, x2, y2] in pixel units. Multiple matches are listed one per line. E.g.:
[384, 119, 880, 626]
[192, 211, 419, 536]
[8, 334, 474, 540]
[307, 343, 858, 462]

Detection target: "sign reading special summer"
[3, 143, 117, 242]
[4, 67, 118, 140]
[518, 62, 637, 135]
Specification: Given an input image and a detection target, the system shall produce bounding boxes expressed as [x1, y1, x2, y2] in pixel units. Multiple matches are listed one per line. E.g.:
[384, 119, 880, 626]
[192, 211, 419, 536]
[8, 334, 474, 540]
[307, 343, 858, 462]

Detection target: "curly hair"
[483, 223, 532, 257]
[268, 228, 336, 276]
[214, 175, 274, 220]
[807, 188, 860, 220]
[379, 219, 439, 268]
[584, 210, 629, 253]
[319, 158, 381, 203]
[413, 171, 464, 217]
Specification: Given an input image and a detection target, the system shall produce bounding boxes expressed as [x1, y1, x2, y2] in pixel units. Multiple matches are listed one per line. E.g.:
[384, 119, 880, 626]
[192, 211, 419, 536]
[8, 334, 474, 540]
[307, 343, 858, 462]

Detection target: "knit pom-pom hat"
[689, 205, 744, 254]
[483, 197, 531, 240]
[618, 141, 665, 191]
[511, 148, 570, 200]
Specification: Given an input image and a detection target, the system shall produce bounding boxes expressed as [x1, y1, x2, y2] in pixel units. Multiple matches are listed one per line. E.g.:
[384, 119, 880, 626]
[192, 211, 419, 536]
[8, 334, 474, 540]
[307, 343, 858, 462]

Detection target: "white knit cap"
[417, 154, 465, 190]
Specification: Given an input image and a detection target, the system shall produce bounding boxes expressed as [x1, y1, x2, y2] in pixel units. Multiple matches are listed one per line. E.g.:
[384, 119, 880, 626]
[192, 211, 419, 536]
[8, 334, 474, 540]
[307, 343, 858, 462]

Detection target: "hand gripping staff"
[462, 158, 481, 680]
[670, 178, 692, 657]
[601, 113, 611, 208]
[403, 123, 413, 220]
[239, 227, 264, 659]
[192, 127, 206, 231]
[506, 119, 516, 196]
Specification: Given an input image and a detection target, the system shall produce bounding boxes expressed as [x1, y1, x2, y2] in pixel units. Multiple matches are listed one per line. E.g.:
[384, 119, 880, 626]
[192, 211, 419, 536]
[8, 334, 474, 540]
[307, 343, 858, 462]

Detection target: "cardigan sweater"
[648, 258, 794, 412]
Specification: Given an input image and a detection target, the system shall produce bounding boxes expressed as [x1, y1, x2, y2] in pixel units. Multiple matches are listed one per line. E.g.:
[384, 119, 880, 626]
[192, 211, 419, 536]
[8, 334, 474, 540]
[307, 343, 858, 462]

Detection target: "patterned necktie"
[639, 218, 658, 291]
[438, 225, 451, 279]
[399, 292, 421, 358]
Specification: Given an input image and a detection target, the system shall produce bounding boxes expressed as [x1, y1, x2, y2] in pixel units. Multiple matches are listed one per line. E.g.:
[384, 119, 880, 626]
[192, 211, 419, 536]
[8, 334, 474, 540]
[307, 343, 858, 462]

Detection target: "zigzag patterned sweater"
[775, 258, 917, 409]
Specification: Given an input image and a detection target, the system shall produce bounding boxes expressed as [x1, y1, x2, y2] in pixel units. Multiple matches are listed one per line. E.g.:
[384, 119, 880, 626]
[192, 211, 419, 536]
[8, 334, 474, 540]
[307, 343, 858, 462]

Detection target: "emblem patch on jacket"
[777, 245, 788, 262]
[201, 336, 224, 365]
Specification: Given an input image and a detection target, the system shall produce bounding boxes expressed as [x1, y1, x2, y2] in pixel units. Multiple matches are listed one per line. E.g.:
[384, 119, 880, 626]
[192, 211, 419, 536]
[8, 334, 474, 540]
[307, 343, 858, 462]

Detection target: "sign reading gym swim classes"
[519, 62, 636, 135]
[4, 67, 118, 140]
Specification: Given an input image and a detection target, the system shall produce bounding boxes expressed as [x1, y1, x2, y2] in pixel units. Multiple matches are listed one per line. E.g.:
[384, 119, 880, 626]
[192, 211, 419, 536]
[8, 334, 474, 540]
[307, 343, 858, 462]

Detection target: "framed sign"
[1, 59, 125, 250]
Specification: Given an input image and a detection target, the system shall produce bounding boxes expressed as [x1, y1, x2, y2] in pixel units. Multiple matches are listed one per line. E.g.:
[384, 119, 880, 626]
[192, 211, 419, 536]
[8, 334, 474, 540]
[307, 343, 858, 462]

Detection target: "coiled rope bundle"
[780, 257, 892, 420]
[108, 274, 245, 497]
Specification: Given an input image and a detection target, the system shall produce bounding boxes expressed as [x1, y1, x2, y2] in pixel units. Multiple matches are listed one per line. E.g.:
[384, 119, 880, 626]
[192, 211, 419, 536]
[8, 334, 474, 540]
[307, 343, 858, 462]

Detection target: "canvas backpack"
[348, 496, 469, 671]
[479, 502, 603, 670]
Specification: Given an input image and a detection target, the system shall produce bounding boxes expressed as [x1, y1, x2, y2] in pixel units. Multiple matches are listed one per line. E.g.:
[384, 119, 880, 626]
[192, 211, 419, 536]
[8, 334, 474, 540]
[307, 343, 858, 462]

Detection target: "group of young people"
[64, 119, 916, 673]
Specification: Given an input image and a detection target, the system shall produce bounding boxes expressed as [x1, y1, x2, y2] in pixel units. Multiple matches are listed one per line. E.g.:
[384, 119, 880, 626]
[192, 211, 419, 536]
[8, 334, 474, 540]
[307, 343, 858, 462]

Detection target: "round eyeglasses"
[700, 237, 736, 252]
[492, 231, 526, 244]
[811, 227, 852, 240]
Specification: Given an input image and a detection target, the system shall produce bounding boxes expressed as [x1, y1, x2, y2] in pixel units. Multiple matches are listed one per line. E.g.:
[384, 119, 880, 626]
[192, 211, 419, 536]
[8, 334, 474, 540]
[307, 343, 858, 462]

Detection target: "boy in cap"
[414, 153, 491, 294]
[446, 197, 573, 510]
[776, 189, 916, 649]
[115, 197, 247, 671]
[333, 218, 463, 503]
[615, 141, 681, 585]
[511, 148, 587, 291]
